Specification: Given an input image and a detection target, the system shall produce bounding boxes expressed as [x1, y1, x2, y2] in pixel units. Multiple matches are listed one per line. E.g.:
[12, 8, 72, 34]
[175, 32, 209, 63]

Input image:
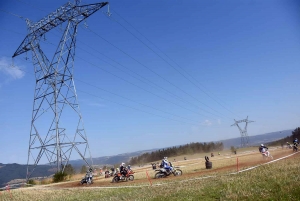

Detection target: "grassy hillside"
[2, 152, 300, 200]
[0, 129, 293, 188]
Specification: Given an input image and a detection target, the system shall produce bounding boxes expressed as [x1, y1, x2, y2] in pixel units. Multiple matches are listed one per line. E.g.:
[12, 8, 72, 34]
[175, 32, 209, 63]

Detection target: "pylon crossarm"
[13, 2, 108, 58]
[30, 141, 85, 149]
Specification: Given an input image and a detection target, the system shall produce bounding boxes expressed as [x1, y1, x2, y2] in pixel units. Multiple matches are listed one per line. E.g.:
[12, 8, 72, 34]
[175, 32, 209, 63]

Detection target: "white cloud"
[202, 120, 212, 126]
[0, 57, 25, 80]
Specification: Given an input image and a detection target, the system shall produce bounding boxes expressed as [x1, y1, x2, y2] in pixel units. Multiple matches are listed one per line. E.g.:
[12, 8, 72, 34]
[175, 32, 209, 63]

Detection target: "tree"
[80, 165, 87, 174]
[64, 164, 75, 175]
[230, 146, 236, 153]
[292, 127, 300, 139]
[128, 141, 224, 165]
[53, 171, 68, 183]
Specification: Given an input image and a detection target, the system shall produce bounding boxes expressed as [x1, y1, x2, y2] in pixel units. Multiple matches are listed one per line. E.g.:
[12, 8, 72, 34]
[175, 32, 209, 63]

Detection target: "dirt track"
[41, 148, 298, 189]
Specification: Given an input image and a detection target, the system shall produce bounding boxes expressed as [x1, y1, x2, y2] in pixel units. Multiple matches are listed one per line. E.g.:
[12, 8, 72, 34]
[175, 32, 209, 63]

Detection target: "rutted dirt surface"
[43, 148, 299, 189]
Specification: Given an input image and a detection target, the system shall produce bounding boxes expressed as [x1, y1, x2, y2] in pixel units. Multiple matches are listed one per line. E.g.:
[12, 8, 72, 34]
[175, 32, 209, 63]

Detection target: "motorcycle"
[104, 170, 114, 178]
[80, 175, 93, 185]
[293, 143, 298, 152]
[261, 149, 273, 160]
[154, 162, 182, 179]
[112, 169, 134, 182]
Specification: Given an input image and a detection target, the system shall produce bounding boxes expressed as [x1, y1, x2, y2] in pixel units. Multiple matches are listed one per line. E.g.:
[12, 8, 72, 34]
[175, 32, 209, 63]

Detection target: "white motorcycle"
[261, 148, 273, 160]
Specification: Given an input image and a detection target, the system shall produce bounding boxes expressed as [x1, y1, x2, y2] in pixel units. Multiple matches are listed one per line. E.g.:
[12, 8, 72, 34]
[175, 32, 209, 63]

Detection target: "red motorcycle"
[112, 169, 134, 182]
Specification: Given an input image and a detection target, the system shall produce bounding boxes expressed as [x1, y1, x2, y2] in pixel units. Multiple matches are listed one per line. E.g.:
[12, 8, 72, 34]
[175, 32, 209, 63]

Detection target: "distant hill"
[220, 129, 292, 148]
[69, 148, 158, 168]
[0, 129, 293, 187]
[0, 163, 55, 187]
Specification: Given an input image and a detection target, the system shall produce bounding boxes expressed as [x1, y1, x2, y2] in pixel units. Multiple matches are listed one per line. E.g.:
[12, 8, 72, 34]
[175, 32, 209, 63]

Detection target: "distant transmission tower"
[12, 0, 108, 180]
[231, 116, 254, 147]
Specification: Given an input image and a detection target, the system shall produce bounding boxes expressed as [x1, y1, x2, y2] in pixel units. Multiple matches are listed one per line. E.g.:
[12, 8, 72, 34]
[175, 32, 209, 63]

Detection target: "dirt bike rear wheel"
[155, 172, 165, 179]
[112, 176, 119, 183]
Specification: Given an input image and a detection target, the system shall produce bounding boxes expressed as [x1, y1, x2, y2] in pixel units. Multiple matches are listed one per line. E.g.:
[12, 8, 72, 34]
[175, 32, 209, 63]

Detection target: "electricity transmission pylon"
[231, 116, 254, 148]
[12, 0, 108, 180]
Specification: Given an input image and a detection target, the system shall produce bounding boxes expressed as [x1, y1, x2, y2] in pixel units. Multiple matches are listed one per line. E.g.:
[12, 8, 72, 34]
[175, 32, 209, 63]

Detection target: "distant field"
[2, 147, 300, 201]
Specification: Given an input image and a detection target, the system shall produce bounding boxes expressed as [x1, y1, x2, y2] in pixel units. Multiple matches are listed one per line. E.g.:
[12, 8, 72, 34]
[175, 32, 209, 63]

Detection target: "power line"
[85, 26, 229, 120]
[76, 55, 219, 120]
[51, 27, 226, 120]
[75, 43, 226, 120]
[3, 11, 230, 124]
[2, 14, 224, 122]
[0, 9, 25, 19]
[8, 31, 230, 130]
[5, 1, 233, 121]
[77, 90, 201, 126]
[1, 9, 227, 121]
[14, 56, 205, 127]
[110, 8, 240, 119]
[75, 78, 203, 124]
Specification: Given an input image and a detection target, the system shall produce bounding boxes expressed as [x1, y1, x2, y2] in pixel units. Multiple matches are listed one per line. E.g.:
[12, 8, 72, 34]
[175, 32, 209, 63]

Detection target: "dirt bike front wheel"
[174, 169, 182, 176]
[128, 175, 134, 181]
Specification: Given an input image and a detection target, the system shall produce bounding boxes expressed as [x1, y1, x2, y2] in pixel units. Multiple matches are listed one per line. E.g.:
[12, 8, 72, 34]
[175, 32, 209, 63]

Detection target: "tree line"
[269, 127, 300, 146]
[129, 142, 224, 165]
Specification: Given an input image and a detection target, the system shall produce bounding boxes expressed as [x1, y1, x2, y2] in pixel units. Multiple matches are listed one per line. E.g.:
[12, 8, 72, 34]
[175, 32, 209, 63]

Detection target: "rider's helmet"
[261, 144, 264, 147]
[121, 162, 125, 166]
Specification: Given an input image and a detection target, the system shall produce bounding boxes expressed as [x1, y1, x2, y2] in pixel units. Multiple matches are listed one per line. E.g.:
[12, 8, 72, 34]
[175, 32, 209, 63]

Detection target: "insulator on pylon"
[107, 4, 111, 16]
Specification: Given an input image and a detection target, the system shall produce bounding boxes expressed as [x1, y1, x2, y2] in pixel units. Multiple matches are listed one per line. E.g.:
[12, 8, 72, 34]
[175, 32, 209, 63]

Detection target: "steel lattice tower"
[12, 0, 108, 180]
[231, 116, 254, 148]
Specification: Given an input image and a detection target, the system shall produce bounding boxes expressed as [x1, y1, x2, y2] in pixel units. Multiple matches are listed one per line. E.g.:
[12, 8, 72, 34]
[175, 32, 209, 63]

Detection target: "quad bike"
[112, 169, 134, 183]
[154, 162, 182, 179]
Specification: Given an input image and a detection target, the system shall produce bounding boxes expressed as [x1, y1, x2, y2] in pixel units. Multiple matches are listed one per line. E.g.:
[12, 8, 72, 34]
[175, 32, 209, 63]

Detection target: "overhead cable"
[111, 8, 240, 119]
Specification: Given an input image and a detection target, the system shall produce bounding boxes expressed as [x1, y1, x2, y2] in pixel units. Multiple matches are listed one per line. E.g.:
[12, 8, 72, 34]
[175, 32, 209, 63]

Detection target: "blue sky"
[0, 0, 300, 164]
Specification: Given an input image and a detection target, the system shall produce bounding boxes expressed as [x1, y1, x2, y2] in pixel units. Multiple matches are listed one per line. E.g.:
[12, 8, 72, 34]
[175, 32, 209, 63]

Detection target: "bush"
[53, 171, 68, 183]
[41, 178, 52, 185]
[27, 179, 36, 185]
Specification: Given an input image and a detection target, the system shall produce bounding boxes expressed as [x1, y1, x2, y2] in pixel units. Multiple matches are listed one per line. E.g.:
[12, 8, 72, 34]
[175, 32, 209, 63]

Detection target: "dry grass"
[2, 147, 299, 201]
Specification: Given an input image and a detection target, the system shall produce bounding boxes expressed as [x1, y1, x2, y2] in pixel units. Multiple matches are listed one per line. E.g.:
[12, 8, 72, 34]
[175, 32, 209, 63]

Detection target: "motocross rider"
[86, 168, 93, 182]
[293, 138, 299, 147]
[293, 138, 299, 144]
[161, 157, 173, 173]
[259, 144, 269, 156]
[120, 162, 127, 179]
